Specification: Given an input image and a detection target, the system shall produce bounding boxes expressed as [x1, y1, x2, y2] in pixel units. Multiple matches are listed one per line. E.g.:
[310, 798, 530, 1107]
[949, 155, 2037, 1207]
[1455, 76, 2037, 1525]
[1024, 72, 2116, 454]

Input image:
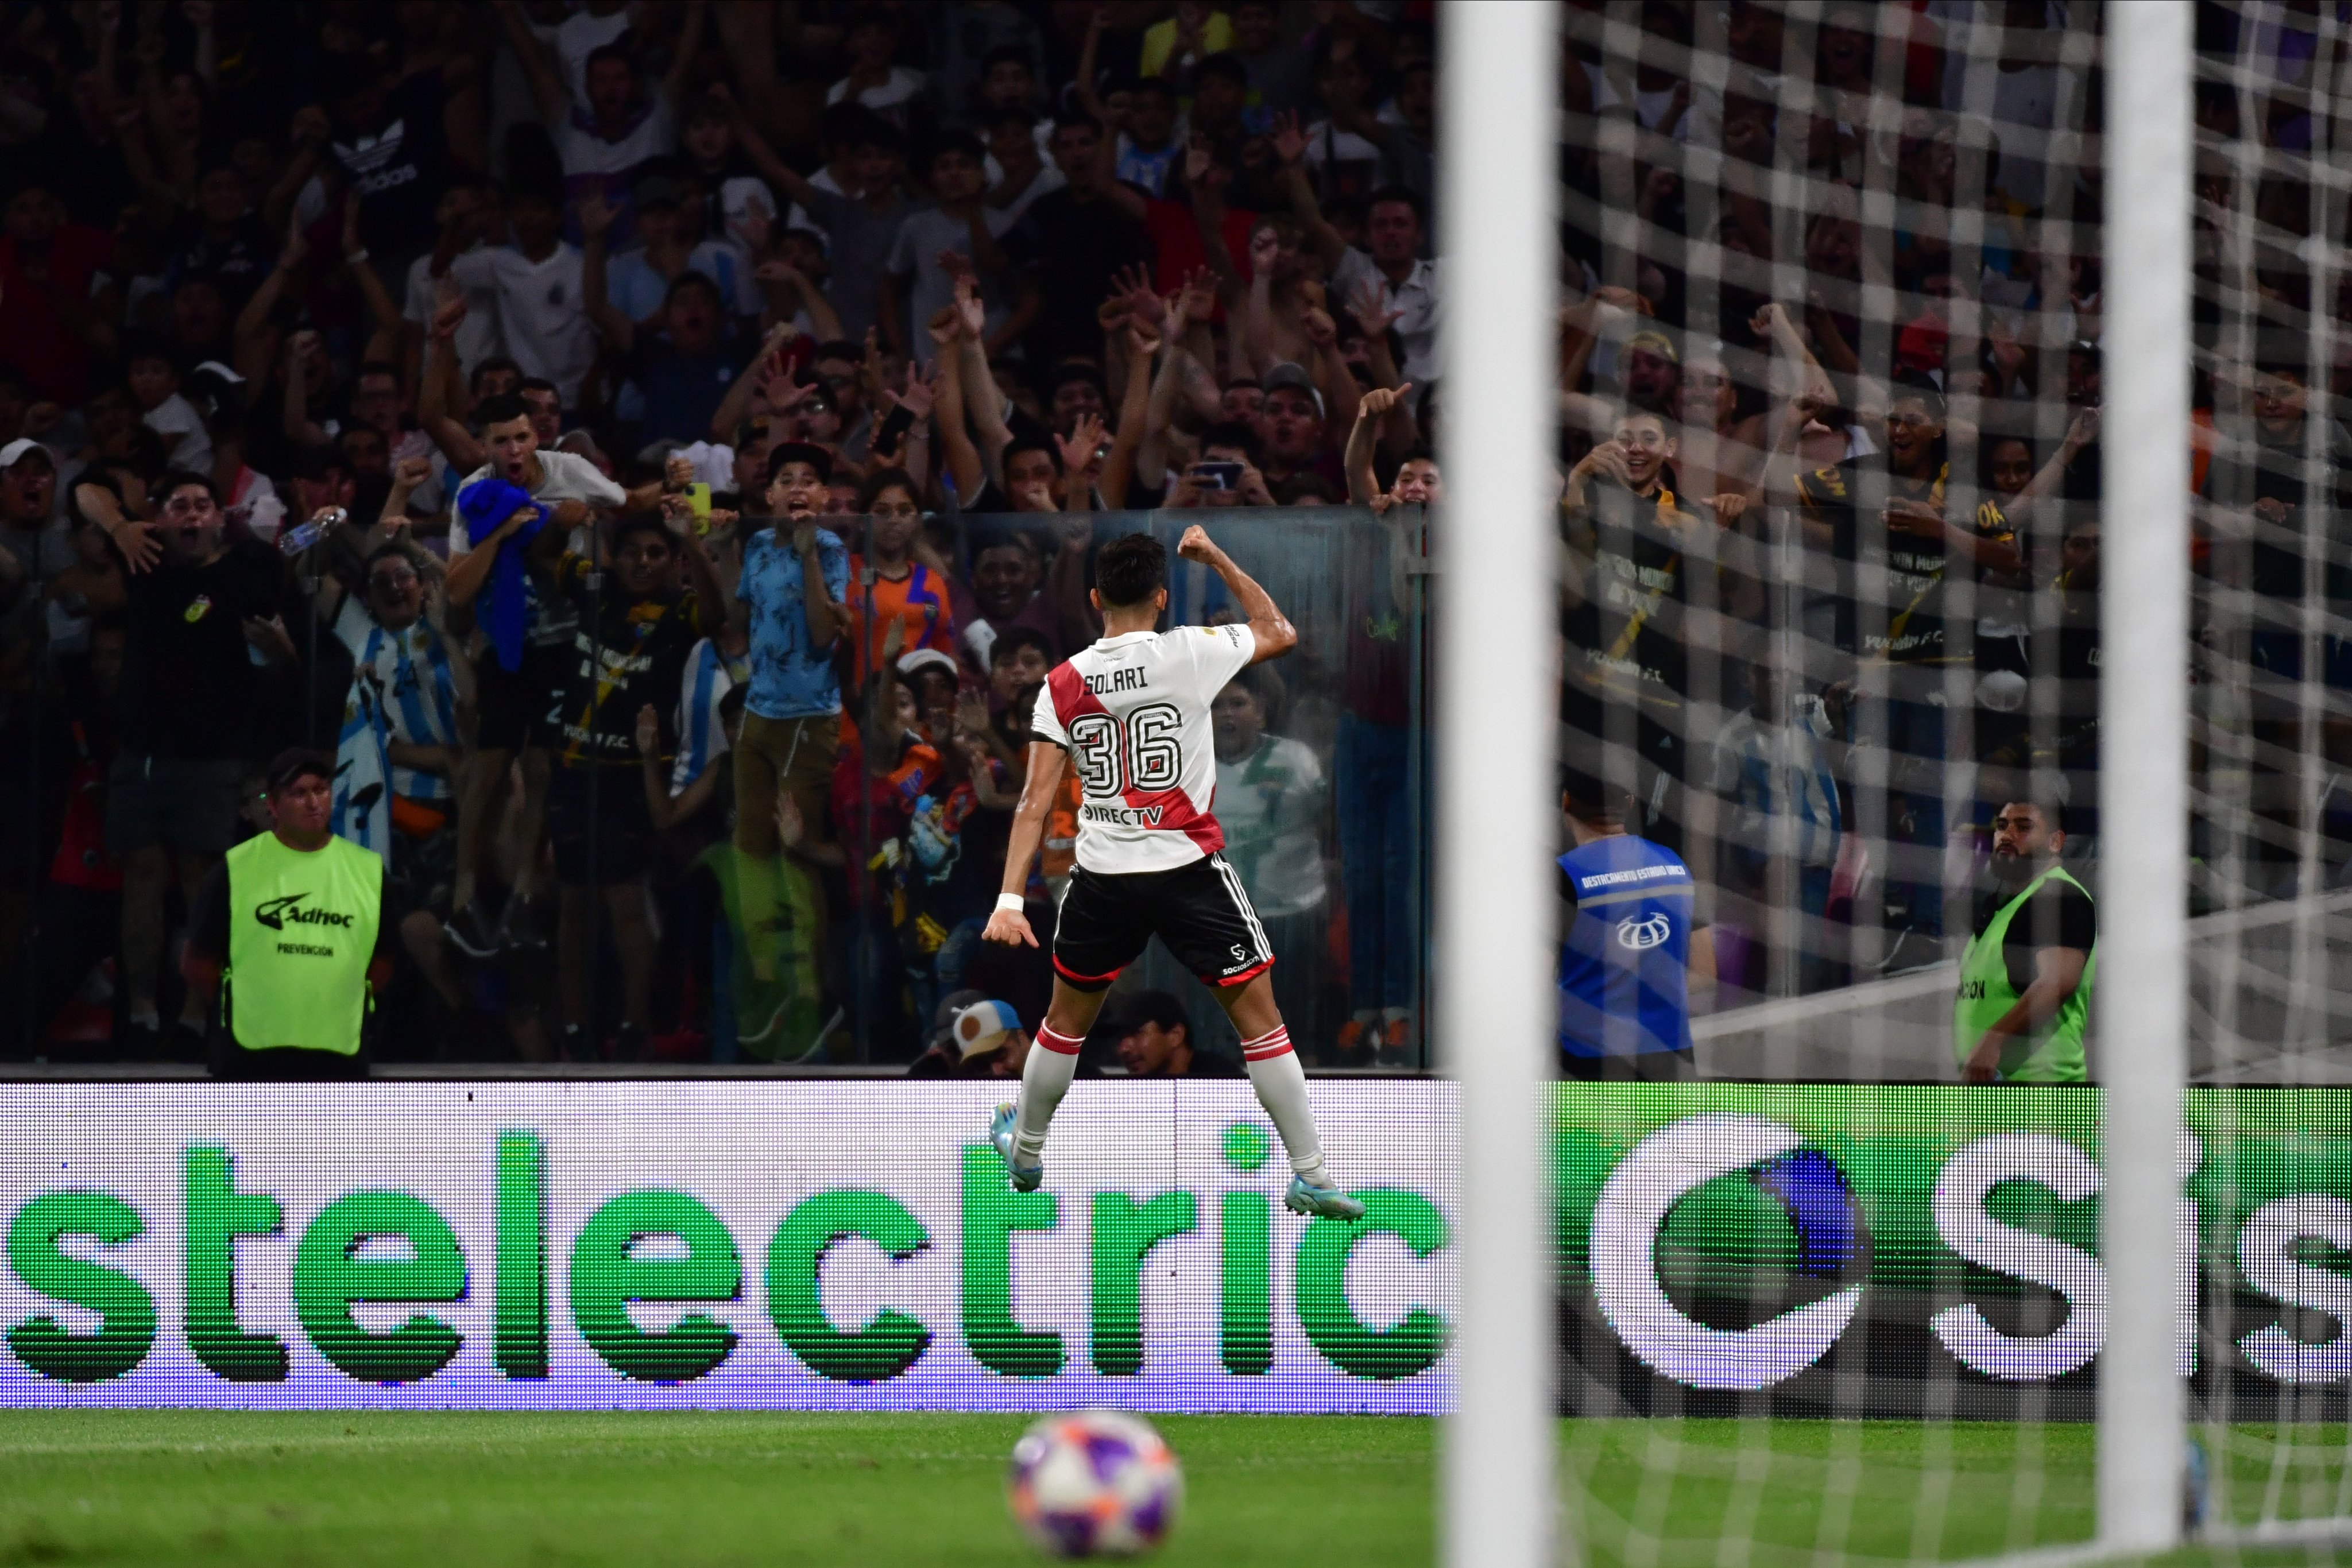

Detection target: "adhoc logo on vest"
[1615, 913, 1672, 951]
[253, 893, 355, 931]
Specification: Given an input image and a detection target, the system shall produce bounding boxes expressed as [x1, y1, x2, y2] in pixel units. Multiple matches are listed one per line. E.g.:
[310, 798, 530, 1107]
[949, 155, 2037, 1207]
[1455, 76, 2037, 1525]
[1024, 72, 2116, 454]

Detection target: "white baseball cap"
[950, 999, 1024, 1061]
[897, 648, 960, 684]
[0, 438, 54, 471]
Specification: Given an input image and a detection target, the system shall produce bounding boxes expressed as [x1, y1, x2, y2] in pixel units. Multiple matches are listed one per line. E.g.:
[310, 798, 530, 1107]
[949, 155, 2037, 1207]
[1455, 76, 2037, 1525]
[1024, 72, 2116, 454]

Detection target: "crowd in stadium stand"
[1558, 0, 2343, 998]
[0, 0, 1440, 1068]
[1, 0, 2326, 1068]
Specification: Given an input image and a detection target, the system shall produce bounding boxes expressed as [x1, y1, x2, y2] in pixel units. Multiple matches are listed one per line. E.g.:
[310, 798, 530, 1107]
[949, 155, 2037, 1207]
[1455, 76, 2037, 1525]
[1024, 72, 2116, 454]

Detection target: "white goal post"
[1439, 5, 1559, 1568]
[1441, 2, 2202, 1565]
[2099, 2, 2191, 1555]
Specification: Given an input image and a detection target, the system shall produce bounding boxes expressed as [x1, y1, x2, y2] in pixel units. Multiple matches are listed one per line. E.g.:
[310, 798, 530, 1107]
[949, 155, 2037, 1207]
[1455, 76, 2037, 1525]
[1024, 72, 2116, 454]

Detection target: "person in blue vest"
[1557, 767, 1715, 1079]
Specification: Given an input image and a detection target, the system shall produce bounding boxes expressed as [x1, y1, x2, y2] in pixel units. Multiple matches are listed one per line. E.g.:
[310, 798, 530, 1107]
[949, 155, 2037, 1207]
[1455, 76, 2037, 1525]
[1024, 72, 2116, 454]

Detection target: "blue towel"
[455, 477, 547, 673]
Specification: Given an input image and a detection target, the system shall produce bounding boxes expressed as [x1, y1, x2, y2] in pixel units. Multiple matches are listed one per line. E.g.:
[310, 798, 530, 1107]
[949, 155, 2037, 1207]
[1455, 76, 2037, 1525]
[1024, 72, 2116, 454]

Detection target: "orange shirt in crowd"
[842, 559, 958, 684]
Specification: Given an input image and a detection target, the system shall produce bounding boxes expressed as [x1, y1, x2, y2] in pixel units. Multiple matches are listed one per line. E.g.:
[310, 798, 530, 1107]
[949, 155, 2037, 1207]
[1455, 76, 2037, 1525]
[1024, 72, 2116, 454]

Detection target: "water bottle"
[278, 506, 347, 555]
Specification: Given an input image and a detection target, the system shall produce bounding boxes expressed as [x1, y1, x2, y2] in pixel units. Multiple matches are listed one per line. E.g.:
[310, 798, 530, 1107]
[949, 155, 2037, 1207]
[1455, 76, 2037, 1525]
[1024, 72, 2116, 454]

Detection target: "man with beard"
[1955, 796, 2095, 1084]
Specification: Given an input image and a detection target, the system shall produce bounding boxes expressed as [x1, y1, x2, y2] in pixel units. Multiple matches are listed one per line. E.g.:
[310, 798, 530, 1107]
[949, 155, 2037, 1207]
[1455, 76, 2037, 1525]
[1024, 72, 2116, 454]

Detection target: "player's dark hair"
[1093, 533, 1167, 610]
[519, 376, 560, 400]
[474, 392, 529, 428]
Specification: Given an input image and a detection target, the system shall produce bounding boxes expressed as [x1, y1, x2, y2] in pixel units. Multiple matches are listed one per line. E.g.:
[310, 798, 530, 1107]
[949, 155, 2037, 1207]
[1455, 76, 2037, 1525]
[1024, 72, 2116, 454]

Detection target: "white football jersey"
[1031, 624, 1256, 874]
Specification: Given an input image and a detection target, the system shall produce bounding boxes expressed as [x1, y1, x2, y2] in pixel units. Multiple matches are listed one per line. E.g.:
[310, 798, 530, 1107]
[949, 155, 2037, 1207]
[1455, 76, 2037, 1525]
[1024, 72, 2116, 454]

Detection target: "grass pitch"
[0, 1411, 1431, 1567]
[0, 1412, 2345, 1567]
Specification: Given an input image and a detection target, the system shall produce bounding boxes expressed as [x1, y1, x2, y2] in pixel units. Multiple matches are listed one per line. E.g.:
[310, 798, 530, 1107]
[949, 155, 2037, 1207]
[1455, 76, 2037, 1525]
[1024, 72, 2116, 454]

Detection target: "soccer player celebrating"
[982, 528, 1364, 1220]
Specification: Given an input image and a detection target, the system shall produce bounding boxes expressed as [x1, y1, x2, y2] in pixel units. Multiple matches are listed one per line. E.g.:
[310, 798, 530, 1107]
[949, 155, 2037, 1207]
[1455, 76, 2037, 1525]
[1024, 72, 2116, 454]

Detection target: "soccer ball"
[1007, 1409, 1183, 1558]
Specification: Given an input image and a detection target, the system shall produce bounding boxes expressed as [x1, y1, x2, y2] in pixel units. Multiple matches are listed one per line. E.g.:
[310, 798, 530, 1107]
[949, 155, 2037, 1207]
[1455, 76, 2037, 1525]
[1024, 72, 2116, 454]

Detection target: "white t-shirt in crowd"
[446, 243, 599, 408]
[144, 392, 212, 474]
[559, 96, 677, 180]
[983, 157, 1066, 224]
[1332, 249, 1443, 384]
[826, 68, 927, 114]
[404, 246, 506, 380]
[446, 449, 626, 552]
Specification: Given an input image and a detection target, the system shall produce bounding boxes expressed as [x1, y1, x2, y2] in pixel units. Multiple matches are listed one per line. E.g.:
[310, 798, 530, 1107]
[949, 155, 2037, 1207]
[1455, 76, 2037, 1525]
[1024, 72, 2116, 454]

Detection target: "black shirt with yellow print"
[550, 553, 712, 769]
[1794, 459, 2017, 669]
[1561, 475, 1695, 731]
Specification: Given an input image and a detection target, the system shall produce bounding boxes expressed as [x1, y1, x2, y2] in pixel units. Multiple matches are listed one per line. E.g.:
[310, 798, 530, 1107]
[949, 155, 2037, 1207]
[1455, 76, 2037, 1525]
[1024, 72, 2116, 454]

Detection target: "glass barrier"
[0, 505, 1430, 1076]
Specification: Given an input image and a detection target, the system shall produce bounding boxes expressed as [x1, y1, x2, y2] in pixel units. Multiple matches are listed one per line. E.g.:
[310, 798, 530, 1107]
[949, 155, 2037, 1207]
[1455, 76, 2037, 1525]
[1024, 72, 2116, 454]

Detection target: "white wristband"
[996, 892, 1026, 912]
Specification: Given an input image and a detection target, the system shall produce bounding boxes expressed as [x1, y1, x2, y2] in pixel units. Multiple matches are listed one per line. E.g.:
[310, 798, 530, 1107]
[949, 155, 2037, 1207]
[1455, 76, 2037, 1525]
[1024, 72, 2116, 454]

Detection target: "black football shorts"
[1051, 853, 1275, 991]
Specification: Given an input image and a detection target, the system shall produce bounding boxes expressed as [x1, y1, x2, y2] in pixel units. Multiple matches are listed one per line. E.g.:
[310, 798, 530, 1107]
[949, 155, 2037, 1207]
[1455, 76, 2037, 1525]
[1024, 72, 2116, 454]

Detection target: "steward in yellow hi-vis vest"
[183, 750, 390, 1078]
[1955, 797, 2097, 1083]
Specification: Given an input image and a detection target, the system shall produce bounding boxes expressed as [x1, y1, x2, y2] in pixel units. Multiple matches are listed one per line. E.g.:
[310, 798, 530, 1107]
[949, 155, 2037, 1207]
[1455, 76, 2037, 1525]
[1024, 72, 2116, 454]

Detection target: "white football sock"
[1015, 1025, 1084, 1161]
[1240, 1026, 1327, 1183]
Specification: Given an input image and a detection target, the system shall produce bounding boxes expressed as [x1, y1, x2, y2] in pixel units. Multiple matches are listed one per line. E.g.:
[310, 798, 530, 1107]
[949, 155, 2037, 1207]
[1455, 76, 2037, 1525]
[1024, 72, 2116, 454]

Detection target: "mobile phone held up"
[1190, 460, 1243, 491]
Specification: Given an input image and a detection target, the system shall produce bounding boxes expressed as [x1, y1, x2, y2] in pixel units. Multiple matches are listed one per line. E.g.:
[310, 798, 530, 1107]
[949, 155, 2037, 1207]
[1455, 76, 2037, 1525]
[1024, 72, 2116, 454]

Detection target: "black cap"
[765, 440, 834, 486]
[264, 748, 336, 793]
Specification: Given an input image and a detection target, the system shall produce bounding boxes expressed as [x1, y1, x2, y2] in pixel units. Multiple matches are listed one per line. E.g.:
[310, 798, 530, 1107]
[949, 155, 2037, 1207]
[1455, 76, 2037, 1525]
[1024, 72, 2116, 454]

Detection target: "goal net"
[1447, 1, 2352, 1563]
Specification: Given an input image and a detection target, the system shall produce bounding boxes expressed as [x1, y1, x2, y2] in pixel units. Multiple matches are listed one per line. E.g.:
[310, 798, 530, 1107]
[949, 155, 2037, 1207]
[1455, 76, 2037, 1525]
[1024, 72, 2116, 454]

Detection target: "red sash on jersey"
[1046, 663, 1225, 855]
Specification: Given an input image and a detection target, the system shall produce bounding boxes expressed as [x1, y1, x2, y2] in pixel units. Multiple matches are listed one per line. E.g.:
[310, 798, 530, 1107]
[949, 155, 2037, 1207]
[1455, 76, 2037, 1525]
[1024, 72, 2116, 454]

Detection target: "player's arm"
[1174, 524, 1295, 663]
[982, 741, 1070, 949]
